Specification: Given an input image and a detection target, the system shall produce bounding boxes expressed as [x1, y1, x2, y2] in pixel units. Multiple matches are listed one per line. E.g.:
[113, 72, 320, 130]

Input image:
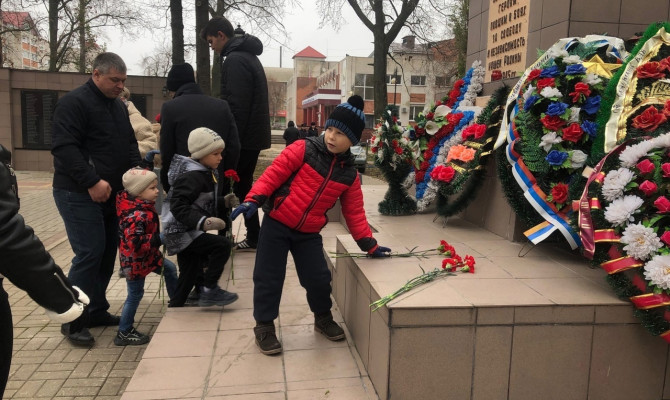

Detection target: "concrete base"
[326, 184, 670, 400]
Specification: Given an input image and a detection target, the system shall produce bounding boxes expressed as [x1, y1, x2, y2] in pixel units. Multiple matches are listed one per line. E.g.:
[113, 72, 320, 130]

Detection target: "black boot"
[253, 321, 282, 355]
[314, 311, 345, 341]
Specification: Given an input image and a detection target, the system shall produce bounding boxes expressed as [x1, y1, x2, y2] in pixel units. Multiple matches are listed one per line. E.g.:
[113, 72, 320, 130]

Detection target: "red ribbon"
[600, 256, 643, 274]
[630, 293, 670, 310]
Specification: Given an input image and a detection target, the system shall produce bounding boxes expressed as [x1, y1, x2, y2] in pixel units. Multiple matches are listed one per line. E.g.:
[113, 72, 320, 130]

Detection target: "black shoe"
[187, 286, 201, 301]
[314, 312, 345, 341]
[198, 286, 239, 307]
[234, 239, 257, 252]
[114, 327, 150, 346]
[254, 322, 282, 355]
[61, 323, 95, 346]
[89, 313, 121, 327]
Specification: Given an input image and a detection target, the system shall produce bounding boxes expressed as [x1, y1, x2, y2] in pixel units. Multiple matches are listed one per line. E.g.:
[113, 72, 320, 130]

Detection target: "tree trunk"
[372, 30, 388, 122]
[0, 0, 4, 67]
[78, 0, 86, 73]
[48, 0, 59, 71]
[194, 0, 210, 95]
[170, 0, 184, 65]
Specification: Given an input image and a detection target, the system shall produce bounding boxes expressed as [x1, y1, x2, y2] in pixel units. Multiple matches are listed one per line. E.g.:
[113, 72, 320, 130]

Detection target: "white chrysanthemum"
[604, 195, 643, 226]
[619, 140, 656, 167]
[570, 150, 588, 168]
[540, 87, 563, 98]
[602, 168, 635, 202]
[523, 85, 536, 101]
[425, 120, 440, 135]
[568, 107, 581, 123]
[643, 255, 670, 290]
[402, 172, 415, 189]
[547, 49, 569, 58]
[539, 132, 562, 152]
[620, 223, 663, 261]
[651, 132, 670, 149]
[563, 55, 582, 64]
[583, 73, 602, 86]
[434, 105, 451, 119]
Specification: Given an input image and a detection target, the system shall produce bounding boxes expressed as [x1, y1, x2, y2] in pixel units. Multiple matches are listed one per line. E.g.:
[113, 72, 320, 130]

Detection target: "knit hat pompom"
[188, 127, 225, 160]
[166, 63, 195, 91]
[122, 168, 158, 197]
[324, 95, 366, 145]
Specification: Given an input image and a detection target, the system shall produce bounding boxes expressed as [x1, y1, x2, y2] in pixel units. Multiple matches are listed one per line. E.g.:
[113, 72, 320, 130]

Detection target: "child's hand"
[368, 245, 392, 258]
[203, 217, 226, 231]
[223, 193, 240, 208]
[230, 202, 259, 220]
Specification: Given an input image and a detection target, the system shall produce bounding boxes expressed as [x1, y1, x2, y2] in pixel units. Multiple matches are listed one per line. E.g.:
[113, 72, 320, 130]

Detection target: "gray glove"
[203, 217, 226, 231]
[223, 193, 240, 209]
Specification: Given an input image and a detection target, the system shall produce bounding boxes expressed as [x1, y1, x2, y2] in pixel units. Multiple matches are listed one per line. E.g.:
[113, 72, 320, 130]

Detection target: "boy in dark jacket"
[0, 144, 90, 396]
[161, 128, 239, 307]
[115, 168, 178, 346]
[231, 95, 391, 355]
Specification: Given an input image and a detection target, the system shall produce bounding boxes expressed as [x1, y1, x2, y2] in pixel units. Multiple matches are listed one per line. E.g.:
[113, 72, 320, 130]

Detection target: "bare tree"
[141, 41, 173, 77]
[195, 0, 209, 94]
[171, 0, 184, 65]
[316, 0, 420, 120]
[447, 0, 467, 76]
[0, 5, 48, 68]
[267, 77, 285, 127]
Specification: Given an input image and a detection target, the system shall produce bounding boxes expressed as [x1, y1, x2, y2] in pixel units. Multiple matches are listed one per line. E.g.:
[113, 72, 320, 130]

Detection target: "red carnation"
[527, 69, 542, 82]
[430, 165, 456, 183]
[224, 169, 240, 182]
[637, 61, 666, 79]
[561, 123, 584, 143]
[536, 78, 556, 92]
[662, 162, 670, 177]
[550, 183, 569, 204]
[541, 115, 566, 131]
[415, 170, 426, 183]
[462, 124, 487, 140]
[395, 146, 404, 155]
[636, 159, 655, 175]
[632, 106, 667, 132]
[569, 82, 591, 103]
[655, 196, 670, 213]
[639, 180, 658, 196]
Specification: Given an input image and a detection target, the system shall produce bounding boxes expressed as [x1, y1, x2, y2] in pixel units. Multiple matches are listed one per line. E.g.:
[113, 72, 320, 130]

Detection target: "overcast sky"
[104, 2, 376, 75]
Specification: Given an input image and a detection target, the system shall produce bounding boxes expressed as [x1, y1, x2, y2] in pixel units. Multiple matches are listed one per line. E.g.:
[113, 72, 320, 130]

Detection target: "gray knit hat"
[324, 95, 366, 145]
[188, 127, 225, 160]
[122, 168, 158, 197]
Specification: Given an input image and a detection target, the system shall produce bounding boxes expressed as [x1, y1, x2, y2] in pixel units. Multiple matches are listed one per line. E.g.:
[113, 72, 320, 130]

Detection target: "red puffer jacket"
[246, 136, 377, 252]
[116, 190, 163, 280]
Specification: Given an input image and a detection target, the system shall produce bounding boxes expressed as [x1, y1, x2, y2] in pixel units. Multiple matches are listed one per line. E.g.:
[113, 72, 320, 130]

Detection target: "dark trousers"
[0, 280, 11, 398]
[169, 233, 231, 307]
[233, 148, 261, 243]
[53, 188, 117, 321]
[253, 215, 332, 322]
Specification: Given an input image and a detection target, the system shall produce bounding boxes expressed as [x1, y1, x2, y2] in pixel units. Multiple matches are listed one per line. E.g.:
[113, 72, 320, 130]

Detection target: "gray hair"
[92, 52, 127, 74]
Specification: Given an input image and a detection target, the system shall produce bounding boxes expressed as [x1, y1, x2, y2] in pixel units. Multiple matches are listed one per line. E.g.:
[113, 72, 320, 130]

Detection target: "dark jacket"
[51, 79, 141, 194]
[283, 126, 301, 146]
[0, 144, 83, 316]
[219, 34, 271, 151]
[116, 190, 163, 280]
[160, 82, 240, 193]
[161, 155, 219, 255]
[245, 136, 377, 252]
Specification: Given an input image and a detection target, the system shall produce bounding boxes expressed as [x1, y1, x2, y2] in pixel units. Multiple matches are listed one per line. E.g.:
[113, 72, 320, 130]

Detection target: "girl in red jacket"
[231, 95, 391, 355]
[115, 169, 177, 346]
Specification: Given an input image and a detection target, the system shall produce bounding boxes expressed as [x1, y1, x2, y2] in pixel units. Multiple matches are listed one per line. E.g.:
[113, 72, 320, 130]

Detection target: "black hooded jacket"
[219, 34, 271, 151]
[160, 82, 241, 193]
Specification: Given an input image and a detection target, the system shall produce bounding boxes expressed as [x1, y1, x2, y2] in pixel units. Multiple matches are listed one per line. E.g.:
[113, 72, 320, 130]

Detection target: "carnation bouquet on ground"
[495, 36, 627, 249]
[433, 85, 510, 217]
[370, 106, 417, 215]
[410, 61, 486, 212]
[579, 133, 670, 341]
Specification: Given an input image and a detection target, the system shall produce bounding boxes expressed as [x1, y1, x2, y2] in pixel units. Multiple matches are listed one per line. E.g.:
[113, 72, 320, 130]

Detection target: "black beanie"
[166, 63, 195, 91]
[324, 95, 366, 145]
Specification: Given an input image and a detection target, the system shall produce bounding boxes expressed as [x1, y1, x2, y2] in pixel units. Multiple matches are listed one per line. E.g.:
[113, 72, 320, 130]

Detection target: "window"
[386, 74, 402, 85]
[410, 75, 426, 86]
[354, 73, 374, 100]
[409, 105, 425, 121]
[435, 76, 448, 86]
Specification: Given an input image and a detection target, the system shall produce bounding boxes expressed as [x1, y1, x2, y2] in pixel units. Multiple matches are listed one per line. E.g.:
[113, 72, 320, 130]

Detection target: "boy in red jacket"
[115, 169, 177, 346]
[231, 95, 391, 355]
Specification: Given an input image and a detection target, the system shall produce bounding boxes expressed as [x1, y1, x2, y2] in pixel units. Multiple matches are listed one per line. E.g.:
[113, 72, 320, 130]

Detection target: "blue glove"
[145, 149, 160, 163]
[368, 245, 391, 258]
[230, 202, 259, 221]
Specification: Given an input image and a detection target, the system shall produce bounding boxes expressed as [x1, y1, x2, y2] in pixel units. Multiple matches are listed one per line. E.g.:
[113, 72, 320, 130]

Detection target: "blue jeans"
[53, 188, 118, 321]
[119, 259, 178, 333]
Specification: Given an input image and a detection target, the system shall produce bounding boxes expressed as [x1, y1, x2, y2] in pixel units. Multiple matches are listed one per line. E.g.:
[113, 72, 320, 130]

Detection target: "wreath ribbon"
[600, 256, 643, 274]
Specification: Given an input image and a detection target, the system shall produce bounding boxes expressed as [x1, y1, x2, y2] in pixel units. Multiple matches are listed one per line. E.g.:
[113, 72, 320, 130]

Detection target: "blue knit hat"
[324, 95, 366, 145]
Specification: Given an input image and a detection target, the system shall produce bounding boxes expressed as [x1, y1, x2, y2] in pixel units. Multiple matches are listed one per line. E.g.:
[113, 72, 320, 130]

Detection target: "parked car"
[350, 144, 367, 173]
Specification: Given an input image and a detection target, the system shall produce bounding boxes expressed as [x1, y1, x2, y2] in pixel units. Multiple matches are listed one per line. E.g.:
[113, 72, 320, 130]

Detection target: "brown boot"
[314, 311, 345, 341]
[254, 321, 282, 355]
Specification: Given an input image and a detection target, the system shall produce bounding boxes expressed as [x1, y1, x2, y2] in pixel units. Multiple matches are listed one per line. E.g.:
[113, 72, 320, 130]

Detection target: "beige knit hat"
[188, 127, 225, 160]
[122, 168, 158, 196]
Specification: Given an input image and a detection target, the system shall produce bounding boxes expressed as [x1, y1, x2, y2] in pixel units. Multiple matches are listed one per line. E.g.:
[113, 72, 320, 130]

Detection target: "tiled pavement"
[5, 170, 383, 399]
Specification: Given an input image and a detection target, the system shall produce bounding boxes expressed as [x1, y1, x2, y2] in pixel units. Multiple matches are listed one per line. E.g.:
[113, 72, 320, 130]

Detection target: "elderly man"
[200, 17, 271, 252]
[51, 52, 141, 345]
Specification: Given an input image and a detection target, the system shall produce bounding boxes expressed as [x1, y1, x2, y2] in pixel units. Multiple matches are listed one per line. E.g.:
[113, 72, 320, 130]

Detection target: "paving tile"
[284, 347, 361, 382]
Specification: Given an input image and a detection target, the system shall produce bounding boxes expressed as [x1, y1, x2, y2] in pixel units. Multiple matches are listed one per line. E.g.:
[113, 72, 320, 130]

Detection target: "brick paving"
[5, 171, 173, 399]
